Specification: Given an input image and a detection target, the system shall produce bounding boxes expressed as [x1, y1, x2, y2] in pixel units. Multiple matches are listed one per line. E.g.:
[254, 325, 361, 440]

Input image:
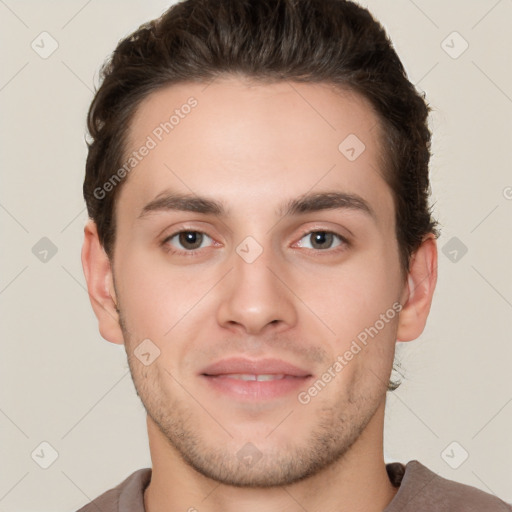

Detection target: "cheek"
[302, 257, 401, 388]
[115, 250, 183, 332]
[296, 251, 400, 337]
[116, 249, 223, 351]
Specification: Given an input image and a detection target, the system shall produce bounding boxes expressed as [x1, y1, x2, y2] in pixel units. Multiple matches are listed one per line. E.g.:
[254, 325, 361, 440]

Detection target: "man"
[78, 0, 511, 510]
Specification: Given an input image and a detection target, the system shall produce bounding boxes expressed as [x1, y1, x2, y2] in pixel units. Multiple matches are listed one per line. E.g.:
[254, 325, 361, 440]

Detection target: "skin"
[82, 77, 437, 512]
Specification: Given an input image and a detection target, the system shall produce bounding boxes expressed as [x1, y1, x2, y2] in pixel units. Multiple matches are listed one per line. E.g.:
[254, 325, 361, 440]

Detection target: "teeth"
[256, 374, 285, 381]
[225, 374, 286, 381]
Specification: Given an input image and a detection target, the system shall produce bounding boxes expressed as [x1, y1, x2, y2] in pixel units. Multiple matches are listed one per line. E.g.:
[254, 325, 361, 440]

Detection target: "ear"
[81, 220, 124, 345]
[396, 234, 438, 342]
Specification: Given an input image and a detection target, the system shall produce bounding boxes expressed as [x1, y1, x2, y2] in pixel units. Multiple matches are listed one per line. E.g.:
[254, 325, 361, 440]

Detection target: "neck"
[143, 401, 398, 512]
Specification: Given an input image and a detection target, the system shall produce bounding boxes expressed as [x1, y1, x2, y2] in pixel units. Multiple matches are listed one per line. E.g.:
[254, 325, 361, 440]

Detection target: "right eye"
[162, 230, 215, 254]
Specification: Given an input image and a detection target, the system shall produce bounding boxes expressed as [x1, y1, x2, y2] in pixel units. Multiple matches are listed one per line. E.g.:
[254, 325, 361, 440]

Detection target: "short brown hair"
[84, 0, 440, 390]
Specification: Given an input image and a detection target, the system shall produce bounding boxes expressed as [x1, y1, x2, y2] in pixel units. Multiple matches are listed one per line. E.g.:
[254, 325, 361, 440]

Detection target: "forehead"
[118, 77, 393, 226]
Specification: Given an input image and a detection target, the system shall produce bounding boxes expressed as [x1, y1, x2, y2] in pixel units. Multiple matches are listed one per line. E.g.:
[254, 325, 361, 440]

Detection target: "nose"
[216, 244, 298, 335]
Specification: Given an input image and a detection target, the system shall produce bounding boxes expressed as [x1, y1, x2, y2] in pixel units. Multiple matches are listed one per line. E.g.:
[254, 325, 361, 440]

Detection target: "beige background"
[1, 0, 511, 510]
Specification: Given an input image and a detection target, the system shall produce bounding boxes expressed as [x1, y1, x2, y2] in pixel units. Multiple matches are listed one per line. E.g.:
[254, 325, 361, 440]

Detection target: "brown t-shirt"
[76, 460, 512, 511]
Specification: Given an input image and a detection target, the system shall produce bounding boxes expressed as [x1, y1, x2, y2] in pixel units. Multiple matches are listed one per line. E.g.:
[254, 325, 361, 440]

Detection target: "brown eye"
[299, 231, 345, 251]
[164, 231, 212, 252]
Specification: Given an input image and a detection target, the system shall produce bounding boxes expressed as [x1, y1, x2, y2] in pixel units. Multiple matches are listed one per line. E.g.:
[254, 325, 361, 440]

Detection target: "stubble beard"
[119, 309, 385, 488]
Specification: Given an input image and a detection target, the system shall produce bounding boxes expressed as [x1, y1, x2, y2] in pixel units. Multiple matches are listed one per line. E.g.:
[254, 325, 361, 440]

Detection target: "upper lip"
[200, 357, 312, 377]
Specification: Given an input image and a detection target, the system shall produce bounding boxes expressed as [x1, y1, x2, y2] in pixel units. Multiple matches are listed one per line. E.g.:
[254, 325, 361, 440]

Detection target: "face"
[107, 78, 408, 486]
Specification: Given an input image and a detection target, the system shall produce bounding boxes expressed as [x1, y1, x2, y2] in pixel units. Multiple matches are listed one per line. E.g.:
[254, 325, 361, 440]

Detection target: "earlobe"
[396, 234, 438, 342]
[81, 220, 124, 345]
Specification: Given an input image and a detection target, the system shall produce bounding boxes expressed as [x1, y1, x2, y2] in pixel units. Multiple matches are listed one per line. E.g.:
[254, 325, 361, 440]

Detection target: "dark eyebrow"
[138, 192, 225, 218]
[277, 191, 375, 219]
[138, 190, 375, 220]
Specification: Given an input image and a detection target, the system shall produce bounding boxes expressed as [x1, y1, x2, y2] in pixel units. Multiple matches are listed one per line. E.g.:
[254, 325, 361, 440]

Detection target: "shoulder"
[76, 468, 152, 512]
[386, 460, 512, 511]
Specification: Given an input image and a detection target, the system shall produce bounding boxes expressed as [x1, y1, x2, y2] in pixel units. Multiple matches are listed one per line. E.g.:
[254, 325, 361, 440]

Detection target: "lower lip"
[201, 375, 312, 400]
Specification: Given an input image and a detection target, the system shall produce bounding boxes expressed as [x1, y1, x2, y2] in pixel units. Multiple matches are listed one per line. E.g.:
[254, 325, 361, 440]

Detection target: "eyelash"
[161, 228, 350, 257]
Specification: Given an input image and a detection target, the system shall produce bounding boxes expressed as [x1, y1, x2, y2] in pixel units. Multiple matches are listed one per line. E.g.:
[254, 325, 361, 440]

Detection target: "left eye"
[165, 231, 213, 251]
[297, 231, 345, 250]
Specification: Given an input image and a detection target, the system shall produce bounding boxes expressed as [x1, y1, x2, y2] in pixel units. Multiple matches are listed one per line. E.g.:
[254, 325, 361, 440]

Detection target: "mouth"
[210, 373, 294, 381]
[199, 358, 313, 400]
